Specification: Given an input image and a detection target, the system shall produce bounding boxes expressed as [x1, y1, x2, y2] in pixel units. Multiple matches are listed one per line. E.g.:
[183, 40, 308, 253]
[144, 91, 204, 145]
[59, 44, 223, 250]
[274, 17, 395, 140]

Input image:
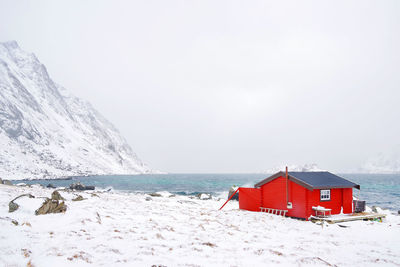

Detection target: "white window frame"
[320, 189, 331, 201]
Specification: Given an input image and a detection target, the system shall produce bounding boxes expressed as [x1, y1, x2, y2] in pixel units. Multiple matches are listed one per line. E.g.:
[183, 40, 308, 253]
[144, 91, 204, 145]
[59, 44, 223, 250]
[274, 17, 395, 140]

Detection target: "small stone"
[12, 220, 18, 226]
[9, 201, 19, 212]
[145, 197, 152, 201]
[51, 190, 65, 200]
[72, 195, 84, 201]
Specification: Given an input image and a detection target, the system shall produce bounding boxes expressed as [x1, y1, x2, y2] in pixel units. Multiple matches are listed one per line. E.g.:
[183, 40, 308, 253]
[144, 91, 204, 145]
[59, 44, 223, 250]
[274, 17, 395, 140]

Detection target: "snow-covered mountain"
[0, 41, 156, 180]
[262, 163, 325, 174]
[361, 148, 400, 174]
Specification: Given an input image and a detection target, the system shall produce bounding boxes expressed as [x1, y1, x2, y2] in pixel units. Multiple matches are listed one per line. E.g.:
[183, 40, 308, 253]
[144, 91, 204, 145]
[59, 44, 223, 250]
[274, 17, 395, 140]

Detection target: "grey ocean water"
[18, 173, 400, 212]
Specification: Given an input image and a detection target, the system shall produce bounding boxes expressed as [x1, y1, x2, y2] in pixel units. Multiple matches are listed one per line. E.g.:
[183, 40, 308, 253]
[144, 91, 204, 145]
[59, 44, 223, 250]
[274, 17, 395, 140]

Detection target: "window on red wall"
[320, 189, 331, 201]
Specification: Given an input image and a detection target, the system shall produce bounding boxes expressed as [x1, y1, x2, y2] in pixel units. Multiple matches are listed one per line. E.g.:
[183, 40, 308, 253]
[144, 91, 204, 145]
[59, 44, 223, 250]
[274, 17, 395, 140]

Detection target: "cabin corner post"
[286, 166, 289, 205]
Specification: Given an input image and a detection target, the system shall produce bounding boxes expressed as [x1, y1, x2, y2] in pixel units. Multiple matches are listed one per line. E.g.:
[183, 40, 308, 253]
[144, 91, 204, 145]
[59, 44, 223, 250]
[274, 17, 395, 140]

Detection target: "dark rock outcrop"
[69, 182, 94, 191]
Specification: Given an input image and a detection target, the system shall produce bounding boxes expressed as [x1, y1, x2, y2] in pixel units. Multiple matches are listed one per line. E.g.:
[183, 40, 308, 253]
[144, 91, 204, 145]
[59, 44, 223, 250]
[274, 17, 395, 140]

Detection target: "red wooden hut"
[238, 171, 360, 220]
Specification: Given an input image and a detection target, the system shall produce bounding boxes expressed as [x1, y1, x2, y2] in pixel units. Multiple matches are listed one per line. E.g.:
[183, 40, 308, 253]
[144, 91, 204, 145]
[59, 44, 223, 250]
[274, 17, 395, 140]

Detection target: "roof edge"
[254, 171, 285, 188]
[254, 171, 314, 190]
[254, 171, 361, 190]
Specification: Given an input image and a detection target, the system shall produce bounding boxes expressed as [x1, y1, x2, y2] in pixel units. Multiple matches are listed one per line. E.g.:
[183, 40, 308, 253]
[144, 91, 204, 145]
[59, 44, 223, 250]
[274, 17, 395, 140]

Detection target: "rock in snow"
[35, 198, 67, 215]
[0, 41, 157, 180]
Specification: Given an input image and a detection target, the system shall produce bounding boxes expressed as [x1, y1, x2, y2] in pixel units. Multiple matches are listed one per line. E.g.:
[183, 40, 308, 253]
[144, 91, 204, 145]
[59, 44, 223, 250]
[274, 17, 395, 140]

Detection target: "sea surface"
[16, 173, 400, 212]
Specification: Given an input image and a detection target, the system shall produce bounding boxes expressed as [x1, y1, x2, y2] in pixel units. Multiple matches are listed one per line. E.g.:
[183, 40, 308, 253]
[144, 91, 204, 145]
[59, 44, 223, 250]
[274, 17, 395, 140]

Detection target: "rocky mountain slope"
[0, 41, 154, 180]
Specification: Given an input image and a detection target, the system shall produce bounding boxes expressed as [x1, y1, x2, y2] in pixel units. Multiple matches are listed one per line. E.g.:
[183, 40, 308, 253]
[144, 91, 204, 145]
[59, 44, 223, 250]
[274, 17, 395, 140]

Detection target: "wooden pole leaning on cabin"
[219, 188, 240, 210]
[286, 166, 288, 206]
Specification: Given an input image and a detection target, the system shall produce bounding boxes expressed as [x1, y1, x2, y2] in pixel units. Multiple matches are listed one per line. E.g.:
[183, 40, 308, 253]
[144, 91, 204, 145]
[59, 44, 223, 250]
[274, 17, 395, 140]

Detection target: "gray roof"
[254, 171, 360, 190]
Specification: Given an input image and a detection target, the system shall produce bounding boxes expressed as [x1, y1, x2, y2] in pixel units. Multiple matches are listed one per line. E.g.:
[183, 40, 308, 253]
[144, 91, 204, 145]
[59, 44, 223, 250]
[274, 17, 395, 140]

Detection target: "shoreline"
[1, 183, 400, 266]
[8, 172, 169, 182]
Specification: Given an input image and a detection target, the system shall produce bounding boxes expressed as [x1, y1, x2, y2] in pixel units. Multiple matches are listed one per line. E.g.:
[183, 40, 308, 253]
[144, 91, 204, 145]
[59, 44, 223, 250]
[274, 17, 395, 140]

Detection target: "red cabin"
[239, 171, 360, 220]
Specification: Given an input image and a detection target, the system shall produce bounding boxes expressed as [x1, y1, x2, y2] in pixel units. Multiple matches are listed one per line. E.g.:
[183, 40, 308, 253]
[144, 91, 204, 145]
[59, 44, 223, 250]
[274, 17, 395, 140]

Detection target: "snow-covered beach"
[1, 184, 399, 266]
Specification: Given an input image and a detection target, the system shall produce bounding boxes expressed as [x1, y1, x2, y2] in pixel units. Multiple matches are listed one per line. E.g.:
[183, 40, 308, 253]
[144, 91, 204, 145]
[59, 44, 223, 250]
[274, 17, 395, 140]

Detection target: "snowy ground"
[1, 184, 400, 267]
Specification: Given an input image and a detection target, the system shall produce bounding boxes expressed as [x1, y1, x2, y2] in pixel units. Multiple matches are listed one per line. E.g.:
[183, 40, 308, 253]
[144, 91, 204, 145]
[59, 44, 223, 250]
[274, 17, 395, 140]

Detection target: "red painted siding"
[259, 176, 309, 218]
[342, 188, 353, 213]
[238, 187, 261, 211]
[307, 188, 353, 216]
[287, 179, 308, 218]
[239, 175, 355, 220]
[310, 188, 342, 214]
[261, 176, 287, 210]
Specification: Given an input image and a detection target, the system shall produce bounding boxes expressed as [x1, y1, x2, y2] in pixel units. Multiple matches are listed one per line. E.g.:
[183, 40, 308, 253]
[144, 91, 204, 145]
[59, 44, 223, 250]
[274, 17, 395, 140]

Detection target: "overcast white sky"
[1, 0, 399, 173]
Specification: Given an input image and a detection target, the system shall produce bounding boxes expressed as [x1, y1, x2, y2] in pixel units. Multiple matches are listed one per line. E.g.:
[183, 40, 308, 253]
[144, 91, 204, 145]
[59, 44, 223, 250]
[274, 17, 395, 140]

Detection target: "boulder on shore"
[47, 184, 56, 188]
[69, 182, 95, 191]
[35, 198, 67, 215]
[228, 186, 239, 201]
